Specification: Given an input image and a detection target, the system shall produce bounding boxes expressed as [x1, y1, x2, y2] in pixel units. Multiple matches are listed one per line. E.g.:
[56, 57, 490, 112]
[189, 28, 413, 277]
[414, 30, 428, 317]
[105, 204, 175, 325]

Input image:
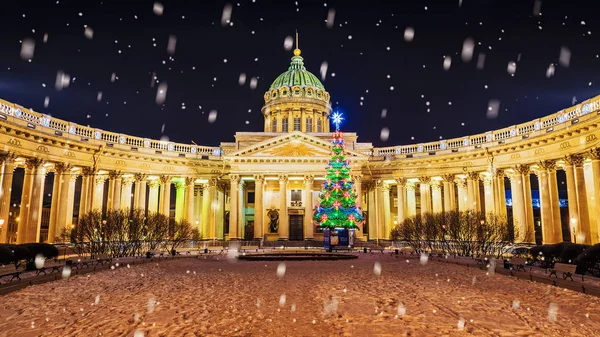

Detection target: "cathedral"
[1, 44, 600, 246]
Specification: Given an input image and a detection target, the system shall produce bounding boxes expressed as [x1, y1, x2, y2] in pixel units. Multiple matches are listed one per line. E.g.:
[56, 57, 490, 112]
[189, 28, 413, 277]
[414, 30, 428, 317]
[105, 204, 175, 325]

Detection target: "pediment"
[225, 131, 366, 159]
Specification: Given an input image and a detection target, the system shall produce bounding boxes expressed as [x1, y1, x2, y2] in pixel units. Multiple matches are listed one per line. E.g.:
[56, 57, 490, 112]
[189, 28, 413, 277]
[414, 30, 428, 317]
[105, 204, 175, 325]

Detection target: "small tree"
[144, 212, 170, 251]
[167, 220, 193, 254]
[75, 210, 104, 257]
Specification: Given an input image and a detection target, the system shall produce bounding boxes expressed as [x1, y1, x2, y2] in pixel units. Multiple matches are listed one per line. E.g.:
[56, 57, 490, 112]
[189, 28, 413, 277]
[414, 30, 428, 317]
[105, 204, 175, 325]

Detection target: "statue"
[267, 208, 279, 233]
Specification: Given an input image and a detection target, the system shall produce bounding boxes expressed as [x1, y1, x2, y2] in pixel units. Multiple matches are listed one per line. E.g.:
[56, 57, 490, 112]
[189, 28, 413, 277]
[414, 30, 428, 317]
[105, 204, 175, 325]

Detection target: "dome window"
[317, 90, 323, 99]
[306, 89, 313, 97]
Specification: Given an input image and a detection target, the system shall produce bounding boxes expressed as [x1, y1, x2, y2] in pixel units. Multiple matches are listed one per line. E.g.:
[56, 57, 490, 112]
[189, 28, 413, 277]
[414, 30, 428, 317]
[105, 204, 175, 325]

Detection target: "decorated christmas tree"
[313, 112, 364, 229]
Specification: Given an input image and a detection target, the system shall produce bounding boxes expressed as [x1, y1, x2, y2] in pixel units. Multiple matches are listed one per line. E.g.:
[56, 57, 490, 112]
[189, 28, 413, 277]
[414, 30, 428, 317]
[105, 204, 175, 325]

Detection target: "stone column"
[406, 182, 417, 217]
[519, 165, 535, 234]
[146, 180, 159, 213]
[228, 175, 239, 239]
[456, 178, 467, 212]
[495, 170, 507, 218]
[208, 178, 219, 239]
[442, 174, 455, 213]
[17, 160, 36, 243]
[238, 179, 246, 239]
[107, 171, 122, 210]
[303, 175, 314, 240]
[48, 163, 69, 243]
[19, 158, 46, 243]
[373, 180, 383, 240]
[0, 153, 16, 243]
[175, 181, 186, 222]
[78, 167, 92, 217]
[92, 175, 106, 211]
[120, 177, 134, 211]
[50, 163, 71, 243]
[201, 183, 211, 238]
[65, 173, 77, 234]
[254, 175, 264, 240]
[562, 163, 578, 242]
[419, 177, 431, 216]
[544, 161, 563, 243]
[535, 167, 555, 244]
[353, 175, 364, 240]
[509, 172, 530, 242]
[431, 180, 443, 214]
[159, 175, 171, 216]
[134, 173, 147, 211]
[482, 174, 495, 215]
[466, 172, 480, 211]
[382, 182, 391, 239]
[184, 177, 195, 223]
[278, 175, 289, 240]
[588, 148, 600, 244]
[569, 155, 593, 245]
[395, 178, 406, 223]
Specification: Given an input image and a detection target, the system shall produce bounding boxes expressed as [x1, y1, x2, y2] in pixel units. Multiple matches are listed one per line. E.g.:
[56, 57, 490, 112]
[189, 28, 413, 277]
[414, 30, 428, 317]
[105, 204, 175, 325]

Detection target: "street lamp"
[570, 217, 577, 243]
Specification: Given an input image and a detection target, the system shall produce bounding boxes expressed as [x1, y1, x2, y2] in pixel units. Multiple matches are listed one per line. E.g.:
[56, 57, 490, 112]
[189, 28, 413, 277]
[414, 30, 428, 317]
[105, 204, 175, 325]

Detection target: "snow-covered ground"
[1, 254, 599, 336]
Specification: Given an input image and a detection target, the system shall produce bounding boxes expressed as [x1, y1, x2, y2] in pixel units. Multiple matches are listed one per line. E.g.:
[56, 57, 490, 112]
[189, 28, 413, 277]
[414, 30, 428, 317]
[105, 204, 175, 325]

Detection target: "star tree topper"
[331, 111, 344, 131]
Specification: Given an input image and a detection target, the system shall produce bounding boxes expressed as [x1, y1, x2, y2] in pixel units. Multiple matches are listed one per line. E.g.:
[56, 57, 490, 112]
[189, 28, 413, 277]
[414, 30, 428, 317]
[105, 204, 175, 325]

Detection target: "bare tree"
[167, 220, 193, 254]
[144, 212, 170, 252]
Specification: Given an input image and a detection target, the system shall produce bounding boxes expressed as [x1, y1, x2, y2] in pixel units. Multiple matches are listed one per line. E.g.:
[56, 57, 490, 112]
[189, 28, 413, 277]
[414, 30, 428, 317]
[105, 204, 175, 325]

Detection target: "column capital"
[68, 173, 79, 182]
[589, 147, 600, 160]
[135, 173, 147, 182]
[304, 175, 314, 184]
[538, 160, 556, 172]
[564, 154, 584, 167]
[395, 177, 406, 186]
[159, 175, 171, 185]
[352, 174, 363, 183]
[278, 174, 288, 183]
[230, 174, 240, 184]
[81, 166, 96, 176]
[454, 178, 466, 189]
[25, 157, 44, 170]
[466, 171, 480, 180]
[430, 180, 441, 190]
[507, 172, 522, 182]
[95, 175, 108, 185]
[495, 169, 505, 178]
[514, 164, 530, 175]
[0, 152, 17, 164]
[185, 177, 195, 186]
[481, 175, 493, 186]
[209, 177, 220, 187]
[54, 162, 71, 174]
[382, 182, 391, 192]
[441, 174, 455, 183]
[418, 176, 430, 184]
[239, 179, 246, 189]
[405, 181, 416, 191]
[147, 179, 159, 188]
[253, 174, 265, 182]
[109, 170, 123, 180]
[175, 181, 186, 190]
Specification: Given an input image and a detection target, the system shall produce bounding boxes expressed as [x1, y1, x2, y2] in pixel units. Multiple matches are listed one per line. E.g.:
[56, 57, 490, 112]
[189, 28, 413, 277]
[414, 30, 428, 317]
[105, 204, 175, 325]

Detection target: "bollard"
[363, 247, 367, 254]
[394, 249, 399, 255]
[204, 248, 208, 254]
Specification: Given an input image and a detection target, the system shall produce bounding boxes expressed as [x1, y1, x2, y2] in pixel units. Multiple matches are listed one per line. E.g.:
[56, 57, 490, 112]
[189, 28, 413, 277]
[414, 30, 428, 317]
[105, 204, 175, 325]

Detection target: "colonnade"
[363, 149, 600, 245]
[0, 153, 223, 244]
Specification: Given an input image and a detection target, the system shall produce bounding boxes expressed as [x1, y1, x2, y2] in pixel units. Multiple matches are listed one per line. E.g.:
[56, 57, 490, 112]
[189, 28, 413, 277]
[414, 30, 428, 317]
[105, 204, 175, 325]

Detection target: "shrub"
[20, 243, 59, 260]
[575, 243, 600, 265]
[0, 245, 16, 264]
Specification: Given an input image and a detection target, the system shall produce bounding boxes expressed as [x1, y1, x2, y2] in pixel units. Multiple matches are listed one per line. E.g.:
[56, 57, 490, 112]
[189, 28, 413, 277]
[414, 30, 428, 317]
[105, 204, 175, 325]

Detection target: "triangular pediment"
[225, 131, 366, 159]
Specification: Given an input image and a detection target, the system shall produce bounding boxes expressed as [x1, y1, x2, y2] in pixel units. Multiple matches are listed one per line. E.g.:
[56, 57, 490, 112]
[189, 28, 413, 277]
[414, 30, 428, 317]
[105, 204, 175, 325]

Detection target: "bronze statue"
[267, 208, 279, 233]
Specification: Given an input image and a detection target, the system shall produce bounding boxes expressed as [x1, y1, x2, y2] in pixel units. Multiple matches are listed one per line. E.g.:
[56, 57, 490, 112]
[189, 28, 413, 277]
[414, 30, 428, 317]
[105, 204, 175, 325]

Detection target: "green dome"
[269, 55, 325, 91]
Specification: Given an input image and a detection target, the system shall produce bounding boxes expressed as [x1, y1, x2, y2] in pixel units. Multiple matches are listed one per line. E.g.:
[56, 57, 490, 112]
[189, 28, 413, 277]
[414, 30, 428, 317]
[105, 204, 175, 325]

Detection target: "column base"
[304, 238, 315, 241]
[277, 238, 289, 241]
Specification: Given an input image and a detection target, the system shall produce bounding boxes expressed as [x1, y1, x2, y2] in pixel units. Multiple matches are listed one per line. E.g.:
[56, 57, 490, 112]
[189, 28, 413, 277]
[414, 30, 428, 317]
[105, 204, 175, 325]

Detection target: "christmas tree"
[313, 112, 364, 228]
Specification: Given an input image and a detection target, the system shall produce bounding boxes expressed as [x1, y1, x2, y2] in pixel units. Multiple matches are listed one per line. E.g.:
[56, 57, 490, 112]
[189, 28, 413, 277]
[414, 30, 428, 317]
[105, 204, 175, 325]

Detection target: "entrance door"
[289, 215, 304, 240]
[245, 221, 254, 240]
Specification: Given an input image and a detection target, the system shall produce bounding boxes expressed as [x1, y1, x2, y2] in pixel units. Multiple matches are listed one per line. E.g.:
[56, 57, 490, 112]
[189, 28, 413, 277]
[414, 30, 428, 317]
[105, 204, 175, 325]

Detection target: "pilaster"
[278, 174, 289, 240]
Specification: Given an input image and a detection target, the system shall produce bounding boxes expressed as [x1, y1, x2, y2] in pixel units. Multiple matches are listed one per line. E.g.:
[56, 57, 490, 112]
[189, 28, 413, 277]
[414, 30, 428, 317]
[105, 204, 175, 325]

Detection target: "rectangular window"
[291, 190, 302, 202]
[282, 118, 288, 132]
[306, 118, 313, 132]
[272, 119, 277, 132]
[317, 119, 322, 132]
[293, 117, 301, 131]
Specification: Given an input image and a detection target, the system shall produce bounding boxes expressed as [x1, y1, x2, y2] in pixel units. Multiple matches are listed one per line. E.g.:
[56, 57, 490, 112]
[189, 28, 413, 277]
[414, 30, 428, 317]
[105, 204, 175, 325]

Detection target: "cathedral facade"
[1, 46, 600, 245]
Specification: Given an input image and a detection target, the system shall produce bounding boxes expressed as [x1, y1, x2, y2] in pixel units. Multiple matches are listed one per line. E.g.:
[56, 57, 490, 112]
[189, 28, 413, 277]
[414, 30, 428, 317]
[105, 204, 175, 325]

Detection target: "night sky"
[1, 0, 599, 148]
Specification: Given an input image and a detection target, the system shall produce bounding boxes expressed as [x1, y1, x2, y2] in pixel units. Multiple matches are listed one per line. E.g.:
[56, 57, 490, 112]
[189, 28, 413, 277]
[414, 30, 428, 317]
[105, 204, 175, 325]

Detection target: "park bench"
[35, 265, 62, 275]
[508, 257, 530, 272]
[430, 250, 445, 258]
[475, 257, 492, 265]
[549, 263, 579, 281]
[0, 271, 23, 283]
[241, 246, 259, 252]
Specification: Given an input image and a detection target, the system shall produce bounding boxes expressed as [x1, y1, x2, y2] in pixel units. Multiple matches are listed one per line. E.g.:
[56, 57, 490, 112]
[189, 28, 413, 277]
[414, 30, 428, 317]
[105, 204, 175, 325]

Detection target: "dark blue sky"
[1, 0, 598, 147]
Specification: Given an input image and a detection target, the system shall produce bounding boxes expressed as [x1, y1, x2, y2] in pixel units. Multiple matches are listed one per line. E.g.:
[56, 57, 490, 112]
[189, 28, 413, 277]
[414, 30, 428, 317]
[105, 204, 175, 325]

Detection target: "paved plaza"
[1, 254, 599, 336]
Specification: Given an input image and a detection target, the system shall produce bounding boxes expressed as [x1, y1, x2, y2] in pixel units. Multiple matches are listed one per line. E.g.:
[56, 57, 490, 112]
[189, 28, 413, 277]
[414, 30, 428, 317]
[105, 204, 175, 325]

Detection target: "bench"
[0, 271, 23, 283]
[35, 265, 62, 275]
[241, 246, 259, 252]
[429, 250, 445, 258]
[475, 257, 492, 265]
[508, 257, 530, 272]
[549, 263, 578, 281]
